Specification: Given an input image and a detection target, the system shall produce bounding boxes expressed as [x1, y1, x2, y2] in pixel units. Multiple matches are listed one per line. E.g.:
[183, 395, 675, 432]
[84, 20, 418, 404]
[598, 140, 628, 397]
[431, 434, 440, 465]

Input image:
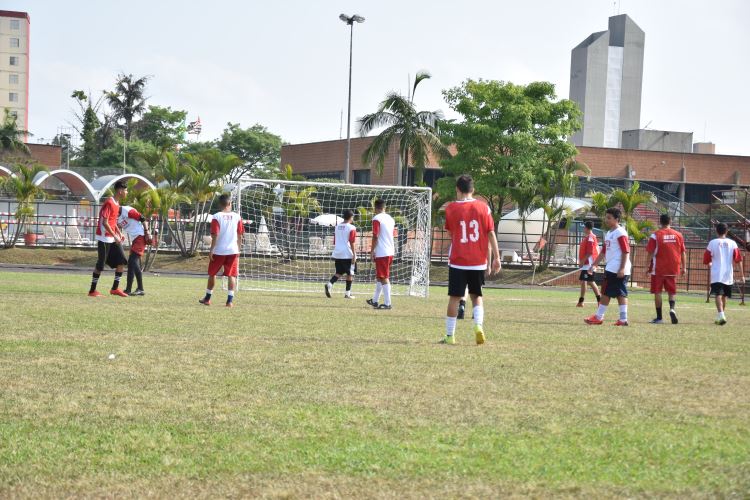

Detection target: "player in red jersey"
[645, 214, 686, 324]
[577, 220, 601, 307]
[88, 180, 129, 297]
[441, 175, 501, 345]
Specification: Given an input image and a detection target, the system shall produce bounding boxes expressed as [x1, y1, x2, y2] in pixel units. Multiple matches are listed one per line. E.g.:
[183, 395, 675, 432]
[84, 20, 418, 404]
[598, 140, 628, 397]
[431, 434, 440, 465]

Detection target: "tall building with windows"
[569, 14, 644, 148]
[0, 10, 30, 136]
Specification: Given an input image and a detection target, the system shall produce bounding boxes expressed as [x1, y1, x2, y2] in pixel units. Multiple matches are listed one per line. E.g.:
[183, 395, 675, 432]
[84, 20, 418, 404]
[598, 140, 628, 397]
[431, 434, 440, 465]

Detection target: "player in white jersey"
[325, 209, 357, 299]
[703, 222, 745, 325]
[117, 205, 151, 296]
[584, 207, 631, 326]
[366, 199, 396, 310]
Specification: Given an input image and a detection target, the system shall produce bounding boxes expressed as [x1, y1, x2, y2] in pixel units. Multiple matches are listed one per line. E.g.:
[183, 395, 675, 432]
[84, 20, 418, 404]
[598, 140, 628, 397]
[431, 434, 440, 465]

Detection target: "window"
[10, 38, 20, 48]
[353, 169, 371, 185]
[10, 19, 20, 30]
[9, 92, 18, 102]
[9, 74, 19, 85]
[9, 56, 18, 66]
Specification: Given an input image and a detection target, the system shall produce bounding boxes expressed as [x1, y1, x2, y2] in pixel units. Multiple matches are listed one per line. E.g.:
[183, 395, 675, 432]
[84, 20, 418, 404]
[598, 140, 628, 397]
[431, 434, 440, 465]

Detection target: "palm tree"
[359, 71, 449, 186]
[106, 73, 150, 140]
[0, 163, 48, 248]
[0, 108, 31, 160]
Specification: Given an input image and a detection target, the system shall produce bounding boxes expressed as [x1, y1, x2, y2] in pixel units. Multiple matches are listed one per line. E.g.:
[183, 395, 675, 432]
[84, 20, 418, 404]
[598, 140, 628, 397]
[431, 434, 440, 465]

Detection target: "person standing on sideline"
[584, 207, 631, 326]
[703, 222, 745, 325]
[325, 209, 357, 299]
[577, 220, 602, 307]
[88, 180, 129, 297]
[646, 214, 686, 324]
[442, 175, 501, 345]
[117, 204, 151, 296]
[198, 193, 244, 307]
[366, 199, 396, 310]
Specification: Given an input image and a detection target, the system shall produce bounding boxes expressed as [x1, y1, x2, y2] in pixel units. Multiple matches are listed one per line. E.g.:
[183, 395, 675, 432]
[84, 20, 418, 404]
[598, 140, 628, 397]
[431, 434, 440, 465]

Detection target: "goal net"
[230, 179, 432, 297]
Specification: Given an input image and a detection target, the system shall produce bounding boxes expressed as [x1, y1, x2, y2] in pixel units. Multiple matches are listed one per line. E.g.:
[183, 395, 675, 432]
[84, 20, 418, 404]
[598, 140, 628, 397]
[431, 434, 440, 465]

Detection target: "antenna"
[643, 120, 652, 130]
[339, 109, 343, 139]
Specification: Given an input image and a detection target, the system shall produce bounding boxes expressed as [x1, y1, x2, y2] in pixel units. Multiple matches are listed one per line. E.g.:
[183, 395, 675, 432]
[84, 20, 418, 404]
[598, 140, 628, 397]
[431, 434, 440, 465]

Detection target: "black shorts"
[448, 267, 485, 297]
[334, 259, 356, 276]
[602, 271, 628, 298]
[710, 282, 733, 298]
[96, 241, 127, 270]
[579, 270, 596, 282]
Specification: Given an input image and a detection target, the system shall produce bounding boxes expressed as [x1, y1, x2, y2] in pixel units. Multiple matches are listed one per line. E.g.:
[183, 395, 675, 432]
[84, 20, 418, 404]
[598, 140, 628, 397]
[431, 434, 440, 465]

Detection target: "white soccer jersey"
[372, 213, 396, 258]
[210, 211, 244, 255]
[117, 205, 145, 238]
[704, 237, 741, 285]
[603, 225, 632, 275]
[332, 222, 357, 259]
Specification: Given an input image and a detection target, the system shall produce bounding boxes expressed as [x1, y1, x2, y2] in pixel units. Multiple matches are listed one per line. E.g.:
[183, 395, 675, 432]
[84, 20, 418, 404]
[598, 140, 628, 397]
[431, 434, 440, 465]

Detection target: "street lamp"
[62, 134, 71, 168]
[339, 13, 365, 184]
[115, 128, 126, 175]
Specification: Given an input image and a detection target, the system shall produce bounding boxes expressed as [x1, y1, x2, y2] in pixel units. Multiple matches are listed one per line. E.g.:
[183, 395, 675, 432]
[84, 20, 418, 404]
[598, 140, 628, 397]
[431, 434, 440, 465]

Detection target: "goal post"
[230, 178, 432, 297]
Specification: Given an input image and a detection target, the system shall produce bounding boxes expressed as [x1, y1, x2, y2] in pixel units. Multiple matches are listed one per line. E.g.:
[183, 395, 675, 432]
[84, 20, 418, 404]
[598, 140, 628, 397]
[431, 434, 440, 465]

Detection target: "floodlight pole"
[340, 13, 365, 184]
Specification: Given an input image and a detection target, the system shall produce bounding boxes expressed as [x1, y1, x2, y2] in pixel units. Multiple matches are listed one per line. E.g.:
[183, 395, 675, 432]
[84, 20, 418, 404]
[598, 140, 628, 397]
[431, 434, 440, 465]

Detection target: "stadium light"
[339, 13, 365, 184]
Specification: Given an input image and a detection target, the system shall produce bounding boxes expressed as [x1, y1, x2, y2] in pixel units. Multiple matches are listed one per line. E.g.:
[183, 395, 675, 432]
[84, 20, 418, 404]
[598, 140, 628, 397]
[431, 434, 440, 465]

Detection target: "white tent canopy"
[497, 197, 591, 252]
[310, 214, 343, 227]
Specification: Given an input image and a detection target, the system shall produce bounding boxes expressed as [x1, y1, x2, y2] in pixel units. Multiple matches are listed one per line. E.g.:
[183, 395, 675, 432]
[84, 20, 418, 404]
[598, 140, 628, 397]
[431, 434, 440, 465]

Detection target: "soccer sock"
[383, 284, 391, 306]
[345, 281, 352, 292]
[89, 272, 100, 293]
[135, 261, 143, 290]
[111, 272, 122, 290]
[126, 266, 134, 292]
[329, 275, 339, 285]
[459, 299, 466, 309]
[595, 304, 607, 320]
[373, 282, 382, 303]
[595, 294, 601, 303]
[669, 299, 675, 312]
[656, 306, 662, 320]
[445, 316, 457, 337]
[473, 306, 484, 326]
[227, 290, 234, 303]
[578, 296, 585, 304]
[204, 288, 213, 301]
[619, 304, 628, 321]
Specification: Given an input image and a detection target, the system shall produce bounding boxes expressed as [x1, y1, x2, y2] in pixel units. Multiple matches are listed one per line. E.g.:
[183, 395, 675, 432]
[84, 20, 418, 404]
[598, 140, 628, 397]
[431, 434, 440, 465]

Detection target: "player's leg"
[586, 272, 614, 324]
[578, 277, 586, 307]
[368, 258, 384, 307]
[615, 295, 629, 326]
[467, 271, 486, 344]
[458, 288, 468, 319]
[226, 276, 236, 307]
[134, 254, 145, 294]
[327, 260, 346, 297]
[589, 278, 601, 303]
[344, 274, 354, 298]
[125, 251, 136, 294]
[650, 275, 663, 323]
[666, 277, 678, 324]
[378, 257, 393, 308]
[225, 255, 239, 307]
[108, 243, 128, 297]
[200, 256, 222, 305]
[442, 267, 467, 344]
[88, 242, 106, 296]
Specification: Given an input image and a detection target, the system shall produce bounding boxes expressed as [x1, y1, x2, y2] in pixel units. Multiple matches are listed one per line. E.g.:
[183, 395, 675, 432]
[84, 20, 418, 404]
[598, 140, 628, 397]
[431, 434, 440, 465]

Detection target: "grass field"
[0, 270, 748, 498]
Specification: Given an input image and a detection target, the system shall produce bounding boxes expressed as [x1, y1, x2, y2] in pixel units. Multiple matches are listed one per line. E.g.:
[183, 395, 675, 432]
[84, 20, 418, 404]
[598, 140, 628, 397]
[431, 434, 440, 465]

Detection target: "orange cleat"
[584, 315, 603, 325]
[109, 289, 128, 297]
[576, 302, 584, 307]
[614, 320, 629, 326]
[88, 290, 103, 297]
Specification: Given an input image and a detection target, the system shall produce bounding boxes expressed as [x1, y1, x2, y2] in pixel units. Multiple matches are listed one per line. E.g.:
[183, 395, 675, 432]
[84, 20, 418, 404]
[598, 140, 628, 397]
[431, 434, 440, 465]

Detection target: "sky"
[14, 0, 750, 156]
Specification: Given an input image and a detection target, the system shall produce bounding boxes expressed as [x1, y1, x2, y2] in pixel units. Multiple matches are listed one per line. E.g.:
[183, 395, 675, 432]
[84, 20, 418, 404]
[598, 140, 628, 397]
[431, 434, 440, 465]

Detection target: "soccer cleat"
[669, 311, 678, 324]
[584, 315, 603, 325]
[439, 335, 456, 345]
[377, 304, 392, 310]
[366, 298, 378, 308]
[123, 289, 132, 295]
[650, 318, 664, 324]
[716, 318, 727, 326]
[110, 289, 128, 297]
[198, 298, 211, 306]
[576, 302, 584, 308]
[614, 320, 629, 326]
[225, 301, 234, 308]
[324, 283, 332, 298]
[88, 290, 103, 297]
[474, 324, 486, 345]
[344, 293, 354, 299]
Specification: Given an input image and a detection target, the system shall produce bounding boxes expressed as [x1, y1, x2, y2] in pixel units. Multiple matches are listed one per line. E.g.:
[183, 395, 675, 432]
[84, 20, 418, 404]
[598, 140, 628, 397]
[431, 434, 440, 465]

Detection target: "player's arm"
[488, 230, 501, 275]
[371, 220, 379, 259]
[349, 229, 357, 262]
[590, 245, 605, 271]
[734, 248, 745, 283]
[100, 205, 121, 243]
[617, 235, 629, 278]
[237, 219, 244, 250]
[680, 250, 687, 276]
[208, 219, 219, 261]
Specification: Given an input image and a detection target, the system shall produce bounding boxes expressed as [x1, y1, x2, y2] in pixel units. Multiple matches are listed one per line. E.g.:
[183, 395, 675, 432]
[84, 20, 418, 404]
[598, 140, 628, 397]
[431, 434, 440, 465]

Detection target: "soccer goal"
[231, 179, 432, 297]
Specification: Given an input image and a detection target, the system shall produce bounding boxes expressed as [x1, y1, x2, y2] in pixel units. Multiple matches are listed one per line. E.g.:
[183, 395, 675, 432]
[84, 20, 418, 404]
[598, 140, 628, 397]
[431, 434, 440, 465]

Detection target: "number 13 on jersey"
[459, 220, 480, 243]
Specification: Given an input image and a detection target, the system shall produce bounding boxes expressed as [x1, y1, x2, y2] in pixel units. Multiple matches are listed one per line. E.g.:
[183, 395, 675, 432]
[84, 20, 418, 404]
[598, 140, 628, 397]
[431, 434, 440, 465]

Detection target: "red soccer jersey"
[646, 228, 685, 276]
[578, 232, 599, 269]
[444, 199, 495, 269]
[95, 197, 120, 243]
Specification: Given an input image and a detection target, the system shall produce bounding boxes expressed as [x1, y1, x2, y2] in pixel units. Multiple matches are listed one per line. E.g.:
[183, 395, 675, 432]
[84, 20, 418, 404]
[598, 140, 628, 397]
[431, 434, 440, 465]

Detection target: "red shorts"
[375, 256, 393, 279]
[208, 254, 239, 277]
[650, 275, 677, 295]
[130, 235, 147, 256]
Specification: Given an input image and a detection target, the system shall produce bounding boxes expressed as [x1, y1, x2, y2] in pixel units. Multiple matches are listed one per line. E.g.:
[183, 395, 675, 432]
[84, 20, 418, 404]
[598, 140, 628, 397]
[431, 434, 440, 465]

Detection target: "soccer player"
[198, 193, 244, 307]
[88, 180, 129, 297]
[703, 222, 745, 325]
[366, 199, 396, 310]
[577, 220, 601, 307]
[442, 175, 501, 345]
[584, 207, 631, 326]
[646, 214, 686, 324]
[325, 209, 357, 299]
[117, 204, 151, 296]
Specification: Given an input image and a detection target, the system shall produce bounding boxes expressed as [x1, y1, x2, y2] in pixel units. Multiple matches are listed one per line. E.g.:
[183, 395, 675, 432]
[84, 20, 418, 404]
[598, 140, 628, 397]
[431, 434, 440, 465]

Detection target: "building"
[569, 14, 645, 148]
[621, 129, 692, 153]
[0, 10, 30, 137]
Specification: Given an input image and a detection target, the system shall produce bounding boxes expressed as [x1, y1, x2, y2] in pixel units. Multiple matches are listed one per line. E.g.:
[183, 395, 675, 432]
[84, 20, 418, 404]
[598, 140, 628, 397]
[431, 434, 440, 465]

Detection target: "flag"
[187, 116, 202, 135]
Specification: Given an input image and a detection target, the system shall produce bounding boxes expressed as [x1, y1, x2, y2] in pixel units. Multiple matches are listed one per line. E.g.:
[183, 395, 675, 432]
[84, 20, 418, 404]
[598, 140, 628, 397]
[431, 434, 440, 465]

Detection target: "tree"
[216, 123, 283, 182]
[69, 90, 105, 167]
[0, 108, 31, 162]
[106, 73, 150, 140]
[359, 71, 449, 186]
[438, 80, 582, 221]
[135, 105, 188, 151]
[0, 163, 48, 248]
[608, 181, 657, 243]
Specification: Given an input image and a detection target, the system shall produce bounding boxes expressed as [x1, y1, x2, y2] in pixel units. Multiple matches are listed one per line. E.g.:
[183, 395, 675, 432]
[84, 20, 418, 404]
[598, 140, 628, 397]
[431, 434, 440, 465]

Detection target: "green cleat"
[439, 335, 456, 345]
[474, 324, 486, 345]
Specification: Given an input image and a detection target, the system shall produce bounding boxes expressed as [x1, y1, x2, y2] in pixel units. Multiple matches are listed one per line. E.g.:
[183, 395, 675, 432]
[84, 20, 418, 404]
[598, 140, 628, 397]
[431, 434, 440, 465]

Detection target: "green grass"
[0, 270, 748, 498]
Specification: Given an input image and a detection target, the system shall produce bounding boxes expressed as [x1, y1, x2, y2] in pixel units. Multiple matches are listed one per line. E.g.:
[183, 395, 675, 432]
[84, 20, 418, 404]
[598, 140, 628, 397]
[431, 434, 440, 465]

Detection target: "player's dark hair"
[456, 175, 474, 194]
[113, 180, 128, 192]
[584, 220, 593, 230]
[605, 207, 621, 221]
[660, 214, 671, 226]
[342, 209, 354, 221]
[218, 193, 231, 208]
[374, 199, 385, 210]
[716, 222, 728, 235]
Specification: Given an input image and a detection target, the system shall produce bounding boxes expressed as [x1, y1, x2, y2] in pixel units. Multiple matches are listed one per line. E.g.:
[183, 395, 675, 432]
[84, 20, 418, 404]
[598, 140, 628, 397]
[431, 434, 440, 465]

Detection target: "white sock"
[596, 304, 607, 320]
[383, 284, 391, 306]
[719, 311, 726, 319]
[445, 316, 457, 336]
[228, 290, 235, 297]
[206, 289, 213, 296]
[619, 304, 627, 321]
[473, 305, 484, 326]
[373, 282, 382, 303]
